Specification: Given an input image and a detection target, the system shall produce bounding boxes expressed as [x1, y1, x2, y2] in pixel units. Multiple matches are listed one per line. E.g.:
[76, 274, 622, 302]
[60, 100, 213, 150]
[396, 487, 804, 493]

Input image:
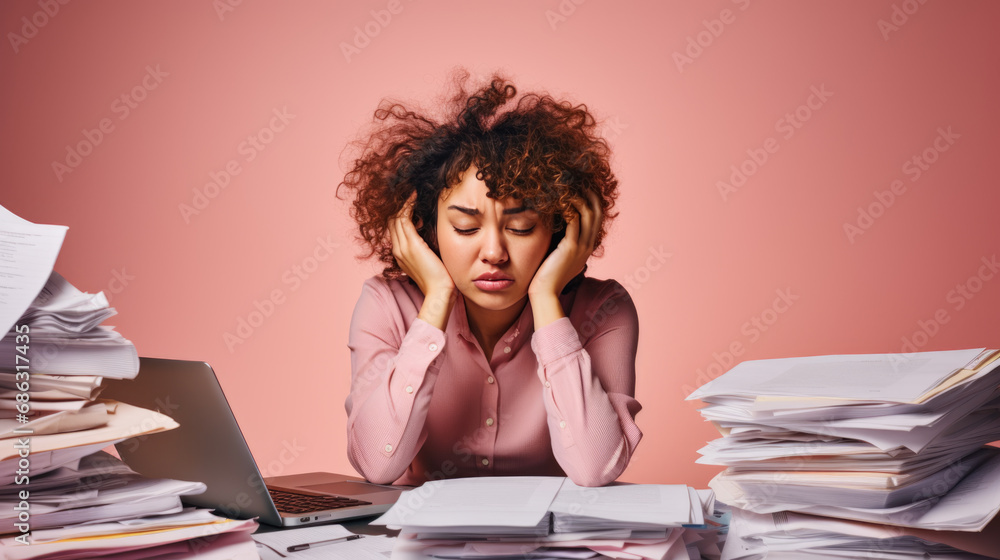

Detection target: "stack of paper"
[0, 270, 139, 379]
[0, 266, 159, 482]
[372, 476, 727, 559]
[0, 512, 259, 559]
[0, 451, 206, 533]
[0, 204, 258, 557]
[0, 450, 258, 559]
[687, 348, 1000, 559]
[723, 509, 996, 560]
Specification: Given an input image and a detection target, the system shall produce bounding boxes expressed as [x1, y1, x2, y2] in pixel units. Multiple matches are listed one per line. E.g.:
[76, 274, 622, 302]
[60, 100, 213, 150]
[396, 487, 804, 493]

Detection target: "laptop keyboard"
[268, 488, 372, 514]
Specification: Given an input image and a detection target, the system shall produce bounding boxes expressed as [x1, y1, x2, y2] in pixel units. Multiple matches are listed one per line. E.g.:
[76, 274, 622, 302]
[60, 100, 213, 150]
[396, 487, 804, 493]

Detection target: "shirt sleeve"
[344, 278, 446, 484]
[530, 281, 642, 487]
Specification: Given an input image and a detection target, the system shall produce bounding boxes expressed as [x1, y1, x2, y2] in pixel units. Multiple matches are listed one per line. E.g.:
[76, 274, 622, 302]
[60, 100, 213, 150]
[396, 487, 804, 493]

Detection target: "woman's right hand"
[389, 192, 456, 329]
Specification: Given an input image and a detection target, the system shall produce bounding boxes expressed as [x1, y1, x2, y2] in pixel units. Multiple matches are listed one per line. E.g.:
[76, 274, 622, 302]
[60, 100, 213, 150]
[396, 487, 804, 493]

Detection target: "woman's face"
[436, 166, 553, 315]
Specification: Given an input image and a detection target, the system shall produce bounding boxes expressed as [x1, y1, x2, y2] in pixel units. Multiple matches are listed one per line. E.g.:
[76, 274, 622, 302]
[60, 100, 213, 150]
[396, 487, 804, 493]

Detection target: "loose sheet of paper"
[252, 523, 355, 553]
[549, 480, 692, 526]
[374, 476, 564, 529]
[0, 205, 67, 336]
[688, 349, 985, 403]
[0, 401, 177, 461]
[256, 533, 396, 560]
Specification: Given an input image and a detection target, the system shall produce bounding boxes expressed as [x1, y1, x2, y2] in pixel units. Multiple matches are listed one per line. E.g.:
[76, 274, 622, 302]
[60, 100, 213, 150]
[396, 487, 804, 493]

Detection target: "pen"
[287, 534, 362, 552]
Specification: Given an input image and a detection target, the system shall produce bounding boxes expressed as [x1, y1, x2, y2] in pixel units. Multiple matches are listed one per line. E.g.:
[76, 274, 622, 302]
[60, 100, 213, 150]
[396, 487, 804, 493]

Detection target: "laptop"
[101, 357, 405, 527]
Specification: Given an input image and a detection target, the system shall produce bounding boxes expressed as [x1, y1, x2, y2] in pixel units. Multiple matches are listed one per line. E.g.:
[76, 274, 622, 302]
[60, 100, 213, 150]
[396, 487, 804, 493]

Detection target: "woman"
[338, 71, 641, 487]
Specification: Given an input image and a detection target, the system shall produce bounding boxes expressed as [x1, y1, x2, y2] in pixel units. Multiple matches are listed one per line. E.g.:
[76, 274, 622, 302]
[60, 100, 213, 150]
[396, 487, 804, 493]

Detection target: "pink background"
[2, 0, 998, 487]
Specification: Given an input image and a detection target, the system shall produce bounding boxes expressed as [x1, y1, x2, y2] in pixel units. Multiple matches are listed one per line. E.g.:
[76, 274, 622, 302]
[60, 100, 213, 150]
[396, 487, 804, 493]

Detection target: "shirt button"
[544, 381, 551, 388]
[487, 376, 495, 384]
[481, 458, 490, 466]
[384, 444, 393, 452]
[503, 346, 511, 354]
[405, 385, 413, 394]
[559, 420, 567, 429]
[428, 343, 438, 352]
[486, 417, 494, 426]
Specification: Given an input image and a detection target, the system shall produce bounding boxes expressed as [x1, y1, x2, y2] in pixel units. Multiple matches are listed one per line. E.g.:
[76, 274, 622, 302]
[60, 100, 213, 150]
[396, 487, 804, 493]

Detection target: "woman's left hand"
[528, 189, 603, 299]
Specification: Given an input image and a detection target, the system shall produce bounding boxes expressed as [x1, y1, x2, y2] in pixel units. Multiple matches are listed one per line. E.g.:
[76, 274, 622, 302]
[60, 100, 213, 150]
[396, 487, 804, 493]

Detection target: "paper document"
[252, 523, 355, 552]
[255, 532, 396, 560]
[0, 517, 257, 560]
[549, 480, 693, 529]
[691, 348, 1000, 558]
[373, 476, 564, 530]
[0, 400, 177, 462]
[28, 508, 221, 543]
[0, 402, 110, 440]
[0, 205, 68, 337]
[688, 348, 985, 403]
[373, 476, 722, 560]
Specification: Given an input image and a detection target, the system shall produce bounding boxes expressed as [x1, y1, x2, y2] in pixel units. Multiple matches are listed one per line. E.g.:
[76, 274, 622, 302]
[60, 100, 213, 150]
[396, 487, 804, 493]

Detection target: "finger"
[391, 215, 407, 256]
[393, 191, 415, 216]
[586, 189, 602, 220]
[389, 218, 404, 263]
[572, 196, 595, 250]
[397, 192, 422, 241]
[568, 196, 587, 220]
[564, 211, 586, 278]
[393, 192, 416, 229]
[583, 190, 602, 250]
[562, 208, 581, 249]
[393, 195, 414, 246]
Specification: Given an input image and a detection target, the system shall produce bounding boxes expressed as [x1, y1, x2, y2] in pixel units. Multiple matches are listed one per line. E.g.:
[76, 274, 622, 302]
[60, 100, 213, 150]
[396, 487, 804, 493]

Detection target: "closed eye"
[454, 226, 535, 236]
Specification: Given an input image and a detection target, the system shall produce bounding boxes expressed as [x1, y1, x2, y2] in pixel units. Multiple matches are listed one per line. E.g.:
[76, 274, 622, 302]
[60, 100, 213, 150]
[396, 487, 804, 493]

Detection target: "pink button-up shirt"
[344, 274, 642, 487]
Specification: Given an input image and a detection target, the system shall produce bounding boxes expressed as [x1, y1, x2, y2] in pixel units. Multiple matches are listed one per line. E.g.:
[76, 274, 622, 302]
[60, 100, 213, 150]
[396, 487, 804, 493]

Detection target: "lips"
[473, 272, 514, 292]
[475, 272, 512, 281]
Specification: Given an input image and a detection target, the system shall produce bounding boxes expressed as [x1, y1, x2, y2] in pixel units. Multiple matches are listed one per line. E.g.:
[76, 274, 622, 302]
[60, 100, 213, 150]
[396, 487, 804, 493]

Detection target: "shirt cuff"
[399, 317, 447, 377]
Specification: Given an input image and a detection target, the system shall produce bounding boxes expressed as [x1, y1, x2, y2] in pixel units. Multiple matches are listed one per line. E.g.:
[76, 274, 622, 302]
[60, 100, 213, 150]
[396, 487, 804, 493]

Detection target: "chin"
[461, 287, 527, 311]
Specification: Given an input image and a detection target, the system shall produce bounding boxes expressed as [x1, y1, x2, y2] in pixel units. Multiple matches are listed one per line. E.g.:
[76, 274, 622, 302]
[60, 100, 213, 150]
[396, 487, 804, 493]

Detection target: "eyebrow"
[447, 205, 533, 216]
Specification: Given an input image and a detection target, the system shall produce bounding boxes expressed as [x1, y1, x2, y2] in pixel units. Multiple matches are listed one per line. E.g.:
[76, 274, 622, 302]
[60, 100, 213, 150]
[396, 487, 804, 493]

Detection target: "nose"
[479, 226, 508, 265]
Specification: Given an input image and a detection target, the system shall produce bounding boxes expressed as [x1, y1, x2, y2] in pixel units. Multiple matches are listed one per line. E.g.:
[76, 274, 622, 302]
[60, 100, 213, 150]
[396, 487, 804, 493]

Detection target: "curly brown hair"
[336, 69, 619, 280]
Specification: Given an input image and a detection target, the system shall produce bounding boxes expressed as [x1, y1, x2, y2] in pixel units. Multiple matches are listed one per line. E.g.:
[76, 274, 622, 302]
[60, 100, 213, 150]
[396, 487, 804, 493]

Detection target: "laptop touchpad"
[303, 481, 398, 495]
